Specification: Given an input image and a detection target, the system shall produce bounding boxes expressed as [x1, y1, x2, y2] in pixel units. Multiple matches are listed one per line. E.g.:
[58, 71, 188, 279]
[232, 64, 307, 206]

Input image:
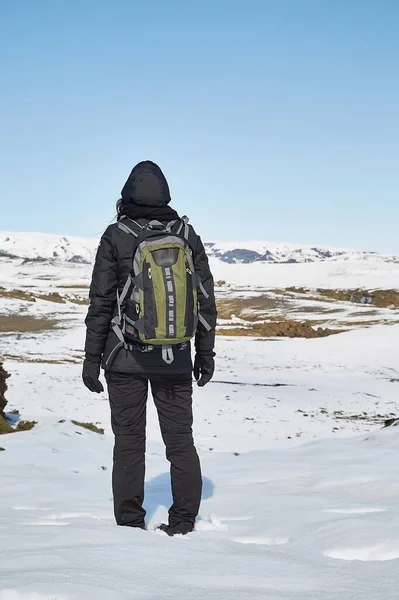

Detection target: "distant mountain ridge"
[204, 241, 399, 264]
[1, 231, 398, 265]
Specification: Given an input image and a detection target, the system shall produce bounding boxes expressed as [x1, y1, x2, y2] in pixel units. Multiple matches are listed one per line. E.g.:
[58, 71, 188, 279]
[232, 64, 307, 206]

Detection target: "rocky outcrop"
[0, 365, 36, 435]
[0, 363, 13, 434]
[0, 362, 9, 417]
[384, 418, 399, 428]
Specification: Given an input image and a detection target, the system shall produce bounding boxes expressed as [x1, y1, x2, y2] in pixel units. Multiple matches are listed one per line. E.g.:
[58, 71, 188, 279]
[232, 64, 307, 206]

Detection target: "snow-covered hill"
[0, 232, 99, 263]
[205, 241, 399, 265]
[1, 231, 399, 292]
[1, 231, 398, 265]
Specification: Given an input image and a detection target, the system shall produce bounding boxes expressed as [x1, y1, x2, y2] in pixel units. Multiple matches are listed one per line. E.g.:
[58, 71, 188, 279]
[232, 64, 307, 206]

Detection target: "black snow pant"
[106, 373, 202, 528]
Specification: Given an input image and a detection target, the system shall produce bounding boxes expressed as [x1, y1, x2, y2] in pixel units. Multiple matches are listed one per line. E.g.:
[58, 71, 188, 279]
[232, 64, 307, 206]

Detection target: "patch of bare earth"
[57, 284, 90, 289]
[0, 286, 88, 305]
[71, 420, 104, 434]
[285, 287, 399, 309]
[216, 296, 341, 338]
[0, 315, 59, 333]
[217, 320, 340, 338]
[0, 355, 77, 364]
[216, 296, 287, 321]
[216, 288, 399, 338]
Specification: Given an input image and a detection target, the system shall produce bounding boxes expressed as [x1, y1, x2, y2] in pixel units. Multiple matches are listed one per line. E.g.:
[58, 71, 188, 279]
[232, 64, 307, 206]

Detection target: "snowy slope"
[2, 423, 399, 600]
[209, 254, 399, 290]
[1, 327, 399, 599]
[0, 232, 99, 263]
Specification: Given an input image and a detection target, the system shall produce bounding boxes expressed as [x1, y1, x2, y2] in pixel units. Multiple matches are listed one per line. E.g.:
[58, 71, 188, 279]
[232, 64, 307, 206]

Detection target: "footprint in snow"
[46, 512, 112, 521]
[0, 593, 66, 600]
[217, 515, 254, 522]
[13, 506, 52, 511]
[325, 544, 399, 562]
[231, 536, 289, 546]
[196, 515, 228, 531]
[325, 508, 386, 515]
[23, 520, 68, 527]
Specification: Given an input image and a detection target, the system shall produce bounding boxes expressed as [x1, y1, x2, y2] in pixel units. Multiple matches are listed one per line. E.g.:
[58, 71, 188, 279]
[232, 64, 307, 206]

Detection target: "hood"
[120, 161, 171, 207]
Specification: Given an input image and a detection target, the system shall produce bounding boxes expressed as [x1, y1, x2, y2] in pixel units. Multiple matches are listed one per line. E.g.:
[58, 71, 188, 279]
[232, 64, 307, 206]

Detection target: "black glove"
[194, 353, 215, 387]
[82, 355, 104, 394]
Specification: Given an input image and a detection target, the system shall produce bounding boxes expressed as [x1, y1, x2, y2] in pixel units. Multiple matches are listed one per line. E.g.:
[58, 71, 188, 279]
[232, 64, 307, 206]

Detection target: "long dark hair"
[115, 198, 125, 220]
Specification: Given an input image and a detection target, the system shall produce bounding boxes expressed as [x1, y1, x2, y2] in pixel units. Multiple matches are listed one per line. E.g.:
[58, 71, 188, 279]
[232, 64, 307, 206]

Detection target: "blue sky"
[0, 0, 398, 252]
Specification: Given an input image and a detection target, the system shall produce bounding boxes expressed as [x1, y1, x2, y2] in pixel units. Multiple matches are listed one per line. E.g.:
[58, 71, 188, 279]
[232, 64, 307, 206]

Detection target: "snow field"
[0, 593, 65, 600]
[2, 229, 399, 295]
[1, 326, 399, 599]
[2, 420, 399, 599]
[2, 233, 399, 598]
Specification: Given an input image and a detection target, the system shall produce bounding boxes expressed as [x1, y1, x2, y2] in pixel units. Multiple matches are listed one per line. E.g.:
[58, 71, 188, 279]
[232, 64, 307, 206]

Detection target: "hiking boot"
[157, 523, 170, 534]
[157, 522, 194, 537]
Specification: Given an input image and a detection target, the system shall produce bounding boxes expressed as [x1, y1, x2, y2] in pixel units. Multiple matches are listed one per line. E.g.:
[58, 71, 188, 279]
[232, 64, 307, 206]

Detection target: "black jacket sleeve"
[84, 226, 118, 358]
[191, 232, 217, 355]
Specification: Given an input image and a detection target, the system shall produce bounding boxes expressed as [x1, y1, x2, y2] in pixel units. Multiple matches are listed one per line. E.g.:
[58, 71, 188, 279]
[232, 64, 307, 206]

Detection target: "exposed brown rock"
[0, 362, 9, 417]
[0, 363, 14, 434]
[0, 365, 37, 434]
[217, 320, 341, 338]
[71, 420, 104, 435]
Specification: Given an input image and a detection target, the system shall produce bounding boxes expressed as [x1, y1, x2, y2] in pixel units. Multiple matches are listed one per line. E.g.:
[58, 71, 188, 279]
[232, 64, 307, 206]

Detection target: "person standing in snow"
[82, 161, 217, 536]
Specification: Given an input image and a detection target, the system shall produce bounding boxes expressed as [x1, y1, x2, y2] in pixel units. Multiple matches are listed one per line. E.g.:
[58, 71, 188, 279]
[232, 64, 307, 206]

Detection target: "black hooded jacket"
[120, 161, 171, 206]
[84, 162, 217, 375]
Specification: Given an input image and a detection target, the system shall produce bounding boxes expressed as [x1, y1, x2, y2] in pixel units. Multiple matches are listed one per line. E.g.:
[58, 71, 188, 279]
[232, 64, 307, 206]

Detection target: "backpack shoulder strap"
[176, 216, 190, 240]
[165, 219, 178, 233]
[117, 217, 143, 237]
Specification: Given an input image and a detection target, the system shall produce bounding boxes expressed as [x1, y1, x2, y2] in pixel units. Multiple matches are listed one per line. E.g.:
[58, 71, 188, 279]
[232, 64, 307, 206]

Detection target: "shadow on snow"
[144, 472, 214, 523]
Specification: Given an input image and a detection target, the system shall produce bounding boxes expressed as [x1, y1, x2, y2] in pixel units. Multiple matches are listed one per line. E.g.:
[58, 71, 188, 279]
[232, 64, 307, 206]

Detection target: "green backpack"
[106, 216, 211, 365]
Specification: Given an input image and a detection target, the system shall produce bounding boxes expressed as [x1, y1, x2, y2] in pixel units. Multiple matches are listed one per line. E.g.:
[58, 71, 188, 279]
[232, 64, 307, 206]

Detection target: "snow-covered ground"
[3, 421, 399, 600]
[209, 255, 399, 290]
[2, 232, 399, 599]
[1, 326, 399, 599]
